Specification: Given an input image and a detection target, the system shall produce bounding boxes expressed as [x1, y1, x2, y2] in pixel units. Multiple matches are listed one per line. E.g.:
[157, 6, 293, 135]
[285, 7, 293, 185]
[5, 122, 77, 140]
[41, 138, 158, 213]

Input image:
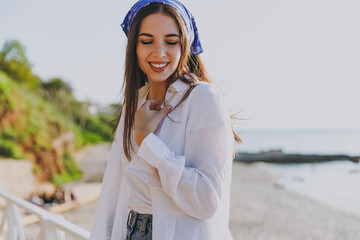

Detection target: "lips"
[149, 62, 169, 73]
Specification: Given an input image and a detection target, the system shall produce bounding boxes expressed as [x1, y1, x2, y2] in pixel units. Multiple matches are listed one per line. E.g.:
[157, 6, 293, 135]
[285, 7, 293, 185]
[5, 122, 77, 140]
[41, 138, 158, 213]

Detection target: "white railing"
[0, 189, 90, 240]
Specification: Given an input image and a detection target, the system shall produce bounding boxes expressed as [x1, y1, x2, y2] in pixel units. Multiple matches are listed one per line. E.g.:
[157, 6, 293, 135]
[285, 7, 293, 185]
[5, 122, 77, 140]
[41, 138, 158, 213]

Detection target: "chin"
[147, 74, 173, 84]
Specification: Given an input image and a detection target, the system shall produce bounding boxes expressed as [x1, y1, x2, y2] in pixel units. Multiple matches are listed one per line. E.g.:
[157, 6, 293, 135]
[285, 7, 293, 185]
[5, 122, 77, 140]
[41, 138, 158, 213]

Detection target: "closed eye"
[167, 42, 178, 45]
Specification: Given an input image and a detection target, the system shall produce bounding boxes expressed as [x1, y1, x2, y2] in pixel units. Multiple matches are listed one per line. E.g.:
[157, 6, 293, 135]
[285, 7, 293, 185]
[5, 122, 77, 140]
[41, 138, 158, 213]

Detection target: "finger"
[150, 104, 162, 111]
[143, 99, 161, 109]
[158, 104, 172, 118]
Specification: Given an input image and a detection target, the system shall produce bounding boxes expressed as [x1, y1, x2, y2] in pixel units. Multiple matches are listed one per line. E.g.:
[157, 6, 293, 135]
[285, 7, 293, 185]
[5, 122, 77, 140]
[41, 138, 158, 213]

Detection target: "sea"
[236, 129, 360, 156]
[235, 129, 360, 216]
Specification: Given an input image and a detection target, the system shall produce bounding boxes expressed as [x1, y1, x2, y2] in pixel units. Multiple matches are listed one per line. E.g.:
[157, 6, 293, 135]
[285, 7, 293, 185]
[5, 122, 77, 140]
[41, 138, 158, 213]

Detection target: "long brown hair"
[114, 3, 240, 161]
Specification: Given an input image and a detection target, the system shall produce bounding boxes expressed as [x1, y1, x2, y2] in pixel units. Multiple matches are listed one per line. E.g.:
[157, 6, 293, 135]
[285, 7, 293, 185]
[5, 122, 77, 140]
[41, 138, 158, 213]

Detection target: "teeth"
[150, 63, 167, 68]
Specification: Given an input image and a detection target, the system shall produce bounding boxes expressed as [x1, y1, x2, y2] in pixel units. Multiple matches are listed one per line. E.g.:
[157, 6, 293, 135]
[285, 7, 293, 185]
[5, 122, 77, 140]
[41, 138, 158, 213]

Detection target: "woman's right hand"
[134, 99, 172, 147]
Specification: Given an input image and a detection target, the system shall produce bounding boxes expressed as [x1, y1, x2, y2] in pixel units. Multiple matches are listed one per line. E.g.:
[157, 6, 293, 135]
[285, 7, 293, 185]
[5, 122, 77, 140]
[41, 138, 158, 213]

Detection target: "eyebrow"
[138, 33, 180, 38]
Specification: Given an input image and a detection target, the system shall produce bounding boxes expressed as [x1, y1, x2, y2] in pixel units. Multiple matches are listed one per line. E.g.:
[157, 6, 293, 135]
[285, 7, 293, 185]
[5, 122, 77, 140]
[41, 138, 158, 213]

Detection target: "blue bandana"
[121, 0, 203, 55]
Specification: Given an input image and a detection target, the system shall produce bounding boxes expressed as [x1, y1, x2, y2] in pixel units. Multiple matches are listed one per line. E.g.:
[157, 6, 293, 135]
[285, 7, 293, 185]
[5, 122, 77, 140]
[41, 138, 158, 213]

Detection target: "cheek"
[172, 47, 182, 66]
[136, 45, 147, 69]
[136, 44, 144, 61]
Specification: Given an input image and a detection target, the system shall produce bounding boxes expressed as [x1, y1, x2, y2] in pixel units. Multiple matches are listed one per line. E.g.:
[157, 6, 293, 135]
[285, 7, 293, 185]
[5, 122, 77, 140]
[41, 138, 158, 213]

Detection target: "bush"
[0, 139, 24, 159]
[51, 152, 82, 186]
[81, 130, 103, 144]
[0, 73, 15, 112]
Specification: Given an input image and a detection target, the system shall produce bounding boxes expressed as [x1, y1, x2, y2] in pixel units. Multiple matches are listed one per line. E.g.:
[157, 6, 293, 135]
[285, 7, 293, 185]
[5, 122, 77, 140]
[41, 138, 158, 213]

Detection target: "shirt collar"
[169, 74, 199, 93]
[138, 77, 198, 99]
[137, 77, 199, 110]
[137, 85, 150, 111]
[168, 78, 192, 94]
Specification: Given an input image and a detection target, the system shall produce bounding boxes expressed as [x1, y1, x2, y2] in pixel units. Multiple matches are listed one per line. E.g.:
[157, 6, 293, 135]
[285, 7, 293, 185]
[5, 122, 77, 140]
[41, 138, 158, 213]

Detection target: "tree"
[0, 39, 40, 88]
[42, 78, 73, 99]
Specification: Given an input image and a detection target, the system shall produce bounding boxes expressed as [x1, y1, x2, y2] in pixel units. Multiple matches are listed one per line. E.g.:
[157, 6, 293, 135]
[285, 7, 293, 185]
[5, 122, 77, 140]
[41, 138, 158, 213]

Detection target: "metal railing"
[0, 189, 90, 240]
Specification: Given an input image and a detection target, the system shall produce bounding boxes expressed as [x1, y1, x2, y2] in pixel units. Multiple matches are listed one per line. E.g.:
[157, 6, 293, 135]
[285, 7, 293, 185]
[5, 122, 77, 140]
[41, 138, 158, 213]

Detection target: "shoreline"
[258, 160, 360, 219]
[230, 161, 360, 239]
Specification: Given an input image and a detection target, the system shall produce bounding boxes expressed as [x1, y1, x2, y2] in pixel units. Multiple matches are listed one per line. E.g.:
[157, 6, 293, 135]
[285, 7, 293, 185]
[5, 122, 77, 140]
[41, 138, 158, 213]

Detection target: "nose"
[152, 42, 166, 58]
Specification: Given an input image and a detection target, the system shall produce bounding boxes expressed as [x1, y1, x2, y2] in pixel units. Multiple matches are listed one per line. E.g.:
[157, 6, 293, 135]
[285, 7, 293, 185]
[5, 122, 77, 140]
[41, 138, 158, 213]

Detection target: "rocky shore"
[235, 150, 360, 164]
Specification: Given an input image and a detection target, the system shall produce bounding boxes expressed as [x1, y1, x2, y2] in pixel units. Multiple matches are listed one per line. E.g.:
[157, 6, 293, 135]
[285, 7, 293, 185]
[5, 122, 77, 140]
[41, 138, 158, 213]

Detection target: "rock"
[234, 150, 360, 164]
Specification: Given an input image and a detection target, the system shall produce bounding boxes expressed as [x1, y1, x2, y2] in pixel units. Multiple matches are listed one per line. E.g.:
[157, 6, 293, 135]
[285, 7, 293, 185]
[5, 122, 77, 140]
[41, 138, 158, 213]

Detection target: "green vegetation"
[51, 153, 83, 186]
[0, 139, 24, 159]
[0, 39, 120, 183]
[0, 40, 41, 88]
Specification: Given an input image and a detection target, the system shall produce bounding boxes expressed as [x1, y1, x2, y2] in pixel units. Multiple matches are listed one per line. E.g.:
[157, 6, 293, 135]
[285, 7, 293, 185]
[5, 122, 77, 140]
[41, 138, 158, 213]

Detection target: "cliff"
[0, 40, 118, 185]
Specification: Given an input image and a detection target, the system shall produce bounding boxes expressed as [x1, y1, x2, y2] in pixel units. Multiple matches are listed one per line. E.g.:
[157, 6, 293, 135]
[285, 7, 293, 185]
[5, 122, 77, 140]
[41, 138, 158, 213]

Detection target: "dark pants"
[126, 210, 152, 240]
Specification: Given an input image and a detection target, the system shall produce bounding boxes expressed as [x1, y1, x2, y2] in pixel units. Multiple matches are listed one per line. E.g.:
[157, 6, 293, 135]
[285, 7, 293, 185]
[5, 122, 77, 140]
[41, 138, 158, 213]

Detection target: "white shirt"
[89, 78, 235, 240]
[126, 87, 153, 215]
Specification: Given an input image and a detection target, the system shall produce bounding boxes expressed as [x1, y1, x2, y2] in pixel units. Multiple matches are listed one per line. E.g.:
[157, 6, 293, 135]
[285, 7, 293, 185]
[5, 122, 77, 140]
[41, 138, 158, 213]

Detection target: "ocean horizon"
[236, 129, 360, 156]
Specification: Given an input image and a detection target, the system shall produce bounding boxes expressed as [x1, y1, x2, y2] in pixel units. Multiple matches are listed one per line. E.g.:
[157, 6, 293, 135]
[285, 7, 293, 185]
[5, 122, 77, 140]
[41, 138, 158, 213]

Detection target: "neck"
[147, 81, 167, 102]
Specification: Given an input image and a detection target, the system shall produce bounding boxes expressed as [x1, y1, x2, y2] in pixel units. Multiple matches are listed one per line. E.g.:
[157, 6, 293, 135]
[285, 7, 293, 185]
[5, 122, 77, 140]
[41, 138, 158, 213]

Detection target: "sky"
[1, 0, 359, 130]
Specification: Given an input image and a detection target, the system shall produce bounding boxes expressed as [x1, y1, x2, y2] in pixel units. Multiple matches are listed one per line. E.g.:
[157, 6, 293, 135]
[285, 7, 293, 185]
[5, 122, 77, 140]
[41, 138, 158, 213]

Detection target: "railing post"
[9, 203, 26, 240]
[42, 216, 57, 240]
[5, 203, 26, 240]
[53, 215, 65, 240]
[6, 203, 16, 240]
[41, 215, 65, 240]
[0, 206, 6, 238]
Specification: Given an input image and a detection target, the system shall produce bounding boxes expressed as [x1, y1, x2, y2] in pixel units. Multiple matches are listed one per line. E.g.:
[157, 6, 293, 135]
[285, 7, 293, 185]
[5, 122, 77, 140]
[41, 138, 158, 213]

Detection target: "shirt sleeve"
[137, 88, 234, 220]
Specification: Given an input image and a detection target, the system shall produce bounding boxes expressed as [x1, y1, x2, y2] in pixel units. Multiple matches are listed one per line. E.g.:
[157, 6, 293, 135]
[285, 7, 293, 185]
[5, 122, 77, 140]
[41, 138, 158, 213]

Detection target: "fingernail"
[166, 105, 172, 111]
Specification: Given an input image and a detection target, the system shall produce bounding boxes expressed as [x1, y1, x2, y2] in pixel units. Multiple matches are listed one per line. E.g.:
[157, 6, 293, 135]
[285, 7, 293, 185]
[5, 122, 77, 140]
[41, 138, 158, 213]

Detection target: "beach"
[229, 162, 360, 239]
[3, 144, 360, 239]
[51, 160, 360, 239]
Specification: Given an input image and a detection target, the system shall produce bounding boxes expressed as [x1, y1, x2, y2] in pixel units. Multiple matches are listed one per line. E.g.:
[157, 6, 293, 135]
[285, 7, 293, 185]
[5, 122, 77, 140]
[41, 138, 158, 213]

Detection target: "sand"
[229, 162, 360, 240]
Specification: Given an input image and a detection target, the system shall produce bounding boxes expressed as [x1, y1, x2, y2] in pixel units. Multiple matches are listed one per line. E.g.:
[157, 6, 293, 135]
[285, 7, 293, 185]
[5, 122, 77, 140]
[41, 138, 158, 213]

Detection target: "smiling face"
[136, 13, 182, 86]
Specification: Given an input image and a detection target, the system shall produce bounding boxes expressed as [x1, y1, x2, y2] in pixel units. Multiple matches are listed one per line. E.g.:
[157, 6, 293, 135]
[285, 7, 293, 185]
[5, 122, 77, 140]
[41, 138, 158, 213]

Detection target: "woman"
[90, 1, 240, 239]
